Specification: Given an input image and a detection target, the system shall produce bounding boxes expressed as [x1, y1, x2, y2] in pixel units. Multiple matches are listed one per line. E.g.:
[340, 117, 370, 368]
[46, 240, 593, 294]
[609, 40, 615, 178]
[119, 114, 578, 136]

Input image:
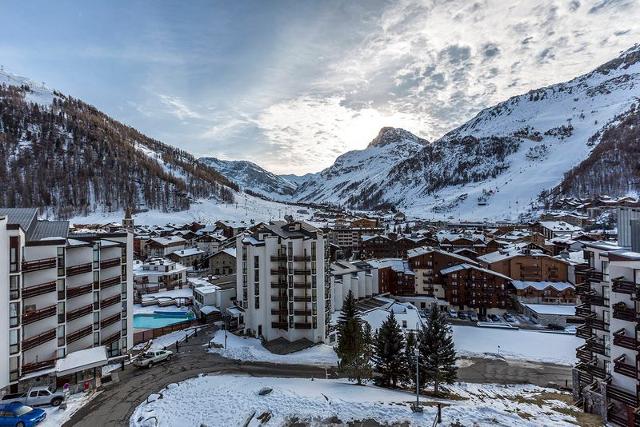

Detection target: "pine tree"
[404, 330, 417, 386]
[418, 309, 457, 395]
[372, 312, 406, 388]
[335, 291, 371, 384]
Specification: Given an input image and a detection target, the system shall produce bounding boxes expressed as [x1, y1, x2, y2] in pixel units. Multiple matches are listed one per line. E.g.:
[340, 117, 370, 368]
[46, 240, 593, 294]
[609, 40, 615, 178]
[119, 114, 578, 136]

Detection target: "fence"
[133, 319, 201, 345]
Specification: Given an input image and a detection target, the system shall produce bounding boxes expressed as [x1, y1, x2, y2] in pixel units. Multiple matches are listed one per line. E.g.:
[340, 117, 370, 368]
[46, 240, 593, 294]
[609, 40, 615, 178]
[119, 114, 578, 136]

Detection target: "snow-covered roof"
[361, 302, 424, 332]
[522, 303, 576, 316]
[170, 247, 205, 257]
[366, 258, 414, 275]
[440, 263, 512, 280]
[406, 246, 478, 265]
[538, 221, 582, 233]
[149, 235, 187, 246]
[56, 346, 108, 376]
[511, 281, 574, 292]
[200, 305, 220, 315]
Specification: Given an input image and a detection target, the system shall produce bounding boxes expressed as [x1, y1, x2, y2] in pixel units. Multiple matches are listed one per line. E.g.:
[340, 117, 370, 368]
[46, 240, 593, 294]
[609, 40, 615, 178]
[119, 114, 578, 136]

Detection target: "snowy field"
[452, 325, 580, 366]
[69, 193, 315, 226]
[43, 391, 98, 427]
[208, 331, 338, 366]
[130, 374, 590, 427]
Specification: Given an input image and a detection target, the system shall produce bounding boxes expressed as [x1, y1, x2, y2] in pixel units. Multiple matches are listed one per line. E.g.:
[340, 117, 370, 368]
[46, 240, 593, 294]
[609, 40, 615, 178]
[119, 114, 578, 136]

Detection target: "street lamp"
[412, 338, 423, 413]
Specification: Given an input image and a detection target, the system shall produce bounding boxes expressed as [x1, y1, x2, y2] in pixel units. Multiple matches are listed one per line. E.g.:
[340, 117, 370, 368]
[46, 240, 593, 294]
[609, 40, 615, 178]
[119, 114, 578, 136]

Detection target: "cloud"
[157, 94, 203, 121]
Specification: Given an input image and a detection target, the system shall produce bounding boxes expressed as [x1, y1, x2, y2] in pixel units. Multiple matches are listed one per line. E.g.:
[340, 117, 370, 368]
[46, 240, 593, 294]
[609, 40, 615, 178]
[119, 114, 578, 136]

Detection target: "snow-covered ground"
[133, 327, 201, 351]
[208, 331, 338, 367]
[69, 192, 315, 226]
[130, 374, 588, 427]
[43, 391, 98, 427]
[452, 325, 580, 366]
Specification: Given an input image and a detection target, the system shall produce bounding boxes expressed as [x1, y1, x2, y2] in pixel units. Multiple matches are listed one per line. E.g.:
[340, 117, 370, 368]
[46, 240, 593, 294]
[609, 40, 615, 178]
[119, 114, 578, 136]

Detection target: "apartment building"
[133, 258, 188, 294]
[235, 221, 330, 343]
[407, 247, 478, 298]
[573, 240, 640, 426]
[0, 208, 133, 392]
[478, 248, 570, 283]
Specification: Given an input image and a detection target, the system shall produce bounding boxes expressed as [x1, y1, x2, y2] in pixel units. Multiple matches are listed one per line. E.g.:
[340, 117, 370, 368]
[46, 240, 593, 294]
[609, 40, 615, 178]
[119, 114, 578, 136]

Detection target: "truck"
[133, 349, 173, 368]
[1, 386, 65, 407]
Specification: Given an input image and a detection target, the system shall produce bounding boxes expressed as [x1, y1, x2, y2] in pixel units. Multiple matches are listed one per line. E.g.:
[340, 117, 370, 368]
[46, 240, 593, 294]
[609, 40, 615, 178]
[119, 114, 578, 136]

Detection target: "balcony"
[613, 303, 636, 323]
[613, 329, 639, 351]
[66, 262, 92, 276]
[100, 276, 121, 289]
[101, 294, 121, 308]
[607, 383, 638, 406]
[66, 304, 93, 322]
[271, 322, 288, 329]
[294, 322, 312, 329]
[22, 257, 56, 273]
[100, 257, 121, 269]
[585, 363, 607, 379]
[22, 305, 57, 325]
[22, 281, 56, 299]
[576, 325, 593, 339]
[270, 309, 288, 315]
[612, 277, 636, 295]
[575, 364, 594, 385]
[293, 270, 311, 275]
[293, 283, 309, 289]
[67, 283, 93, 299]
[584, 291, 608, 307]
[270, 282, 287, 289]
[101, 313, 121, 328]
[294, 310, 312, 316]
[293, 256, 311, 262]
[270, 255, 287, 262]
[613, 355, 637, 379]
[585, 317, 609, 332]
[293, 296, 312, 302]
[67, 325, 92, 344]
[586, 269, 604, 282]
[270, 296, 287, 302]
[587, 338, 607, 356]
[22, 358, 56, 375]
[22, 328, 56, 351]
[101, 331, 121, 346]
[270, 268, 287, 275]
[575, 283, 590, 295]
[576, 304, 595, 318]
[607, 405, 632, 427]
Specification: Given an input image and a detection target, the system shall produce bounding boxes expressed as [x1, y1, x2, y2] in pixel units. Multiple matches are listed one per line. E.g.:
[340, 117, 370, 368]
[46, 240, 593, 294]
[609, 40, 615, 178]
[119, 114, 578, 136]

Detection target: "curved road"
[65, 330, 572, 426]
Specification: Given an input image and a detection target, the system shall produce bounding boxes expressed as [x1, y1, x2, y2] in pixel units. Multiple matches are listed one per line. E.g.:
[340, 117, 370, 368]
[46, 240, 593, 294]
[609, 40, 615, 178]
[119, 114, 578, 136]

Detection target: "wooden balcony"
[22, 257, 56, 273]
[293, 296, 312, 302]
[293, 256, 311, 262]
[576, 345, 593, 363]
[584, 292, 608, 307]
[101, 294, 121, 308]
[607, 405, 631, 427]
[576, 304, 594, 318]
[576, 366, 593, 386]
[587, 338, 607, 356]
[271, 322, 288, 329]
[101, 331, 121, 346]
[293, 283, 309, 289]
[585, 317, 609, 332]
[22, 281, 56, 299]
[100, 276, 121, 289]
[607, 383, 638, 406]
[575, 283, 591, 295]
[270, 309, 288, 315]
[576, 324, 593, 339]
[293, 269, 311, 275]
[587, 270, 604, 282]
[101, 313, 121, 328]
[294, 322, 312, 329]
[67, 283, 93, 299]
[66, 262, 92, 276]
[270, 282, 287, 289]
[270, 256, 287, 262]
[612, 277, 636, 295]
[66, 304, 93, 322]
[22, 328, 56, 351]
[613, 355, 637, 379]
[613, 329, 639, 351]
[100, 257, 121, 269]
[585, 363, 607, 379]
[270, 268, 287, 275]
[294, 310, 312, 316]
[22, 305, 57, 325]
[67, 325, 92, 344]
[270, 296, 287, 302]
[22, 358, 56, 375]
[613, 303, 636, 323]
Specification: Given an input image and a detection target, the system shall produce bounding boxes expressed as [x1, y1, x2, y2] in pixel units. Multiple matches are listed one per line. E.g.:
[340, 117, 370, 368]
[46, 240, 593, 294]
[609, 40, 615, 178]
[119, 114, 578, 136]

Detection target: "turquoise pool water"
[133, 311, 194, 329]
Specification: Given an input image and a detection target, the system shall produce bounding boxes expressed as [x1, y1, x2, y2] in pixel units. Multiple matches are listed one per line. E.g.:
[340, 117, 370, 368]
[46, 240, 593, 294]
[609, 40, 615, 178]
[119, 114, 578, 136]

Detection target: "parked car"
[488, 314, 500, 322]
[478, 313, 487, 322]
[503, 314, 515, 323]
[1, 386, 64, 407]
[448, 310, 458, 318]
[468, 311, 478, 322]
[457, 311, 467, 320]
[133, 349, 173, 368]
[0, 402, 46, 426]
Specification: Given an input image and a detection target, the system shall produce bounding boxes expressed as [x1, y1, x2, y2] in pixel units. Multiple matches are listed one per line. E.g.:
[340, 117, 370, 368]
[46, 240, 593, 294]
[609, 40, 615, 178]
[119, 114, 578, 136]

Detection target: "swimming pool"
[133, 311, 195, 329]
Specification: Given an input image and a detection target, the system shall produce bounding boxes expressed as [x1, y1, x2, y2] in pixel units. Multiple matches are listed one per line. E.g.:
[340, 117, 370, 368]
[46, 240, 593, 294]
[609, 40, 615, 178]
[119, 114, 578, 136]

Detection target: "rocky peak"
[367, 127, 428, 148]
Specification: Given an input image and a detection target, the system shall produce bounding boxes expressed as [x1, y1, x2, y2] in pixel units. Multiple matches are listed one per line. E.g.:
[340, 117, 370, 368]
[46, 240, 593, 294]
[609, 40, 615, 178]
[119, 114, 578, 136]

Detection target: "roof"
[149, 236, 187, 246]
[0, 208, 68, 241]
[406, 246, 478, 265]
[440, 263, 512, 280]
[511, 281, 574, 292]
[170, 247, 205, 257]
[56, 346, 108, 376]
[522, 303, 576, 316]
[0, 207, 38, 231]
[366, 258, 414, 275]
[538, 221, 582, 233]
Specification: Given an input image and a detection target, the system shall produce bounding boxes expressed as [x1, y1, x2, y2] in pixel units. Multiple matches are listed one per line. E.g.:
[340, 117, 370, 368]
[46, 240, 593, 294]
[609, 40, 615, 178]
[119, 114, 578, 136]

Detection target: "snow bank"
[43, 391, 98, 427]
[208, 331, 338, 367]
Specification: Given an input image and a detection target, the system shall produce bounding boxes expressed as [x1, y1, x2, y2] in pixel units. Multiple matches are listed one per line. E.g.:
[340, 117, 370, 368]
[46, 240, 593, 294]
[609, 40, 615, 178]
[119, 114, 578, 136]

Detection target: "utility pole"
[412, 338, 423, 413]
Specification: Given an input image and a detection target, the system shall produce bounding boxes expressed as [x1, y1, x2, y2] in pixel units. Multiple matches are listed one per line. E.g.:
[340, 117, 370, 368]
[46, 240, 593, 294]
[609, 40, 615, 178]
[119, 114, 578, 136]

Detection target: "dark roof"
[29, 220, 69, 241]
[0, 208, 69, 241]
[261, 221, 319, 239]
[0, 208, 38, 232]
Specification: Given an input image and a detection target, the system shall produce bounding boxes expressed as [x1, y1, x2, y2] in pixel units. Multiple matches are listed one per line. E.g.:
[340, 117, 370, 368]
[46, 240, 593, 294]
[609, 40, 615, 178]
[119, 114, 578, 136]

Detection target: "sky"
[0, 0, 639, 174]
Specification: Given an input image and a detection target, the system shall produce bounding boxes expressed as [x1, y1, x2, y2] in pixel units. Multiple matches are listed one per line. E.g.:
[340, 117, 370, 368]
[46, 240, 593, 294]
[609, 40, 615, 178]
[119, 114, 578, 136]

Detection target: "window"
[93, 245, 100, 269]
[94, 312, 100, 330]
[57, 325, 65, 346]
[122, 318, 127, 334]
[57, 302, 65, 324]
[9, 329, 19, 354]
[9, 302, 19, 328]
[93, 332, 100, 346]
[57, 348, 66, 359]
[57, 247, 65, 276]
[9, 275, 20, 300]
[9, 236, 20, 273]
[57, 278, 65, 300]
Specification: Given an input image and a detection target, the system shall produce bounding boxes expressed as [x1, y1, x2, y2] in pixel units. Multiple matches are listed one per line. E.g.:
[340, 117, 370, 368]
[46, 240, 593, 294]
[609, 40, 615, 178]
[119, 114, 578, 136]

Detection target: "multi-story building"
[478, 249, 570, 283]
[133, 258, 188, 294]
[235, 221, 330, 343]
[573, 240, 640, 426]
[0, 208, 133, 392]
[407, 247, 478, 298]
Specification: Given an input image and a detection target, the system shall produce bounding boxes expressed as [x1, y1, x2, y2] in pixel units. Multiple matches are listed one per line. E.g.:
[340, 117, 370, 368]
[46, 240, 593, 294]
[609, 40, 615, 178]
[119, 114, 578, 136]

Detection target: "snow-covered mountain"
[198, 157, 296, 200]
[291, 45, 640, 220]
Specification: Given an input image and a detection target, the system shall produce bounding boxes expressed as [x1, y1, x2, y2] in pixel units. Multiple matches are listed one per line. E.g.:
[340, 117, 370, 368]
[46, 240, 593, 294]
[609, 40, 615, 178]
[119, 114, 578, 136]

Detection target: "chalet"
[167, 247, 206, 268]
[194, 233, 225, 254]
[214, 220, 248, 238]
[406, 247, 478, 298]
[206, 248, 237, 276]
[533, 221, 582, 240]
[366, 258, 416, 296]
[146, 235, 187, 258]
[478, 248, 570, 283]
[133, 257, 188, 294]
[511, 280, 576, 304]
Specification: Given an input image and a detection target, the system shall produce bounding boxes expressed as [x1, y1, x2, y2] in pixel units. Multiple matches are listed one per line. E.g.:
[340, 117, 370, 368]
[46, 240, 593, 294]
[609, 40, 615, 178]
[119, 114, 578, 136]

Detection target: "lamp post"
[412, 338, 423, 413]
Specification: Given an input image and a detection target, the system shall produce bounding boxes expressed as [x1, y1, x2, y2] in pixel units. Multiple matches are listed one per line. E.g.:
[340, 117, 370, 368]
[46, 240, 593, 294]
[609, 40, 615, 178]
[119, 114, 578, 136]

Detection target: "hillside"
[198, 157, 296, 200]
[0, 71, 237, 219]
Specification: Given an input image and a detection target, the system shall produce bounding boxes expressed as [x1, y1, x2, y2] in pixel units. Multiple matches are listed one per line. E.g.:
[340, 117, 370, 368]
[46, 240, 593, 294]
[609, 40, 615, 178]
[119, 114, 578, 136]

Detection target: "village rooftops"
[477, 246, 566, 265]
[439, 263, 512, 281]
[581, 240, 625, 252]
[149, 235, 187, 246]
[521, 303, 576, 316]
[365, 258, 414, 275]
[537, 221, 582, 233]
[511, 280, 574, 292]
[243, 221, 321, 243]
[406, 246, 479, 265]
[170, 247, 205, 258]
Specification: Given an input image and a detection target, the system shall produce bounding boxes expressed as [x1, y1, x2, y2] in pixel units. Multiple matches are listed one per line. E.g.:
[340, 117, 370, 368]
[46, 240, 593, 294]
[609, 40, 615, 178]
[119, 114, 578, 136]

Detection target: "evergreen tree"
[418, 309, 457, 395]
[404, 330, 417, 385]
[372, 312, 406, 388]
[335, 291, 371, 384]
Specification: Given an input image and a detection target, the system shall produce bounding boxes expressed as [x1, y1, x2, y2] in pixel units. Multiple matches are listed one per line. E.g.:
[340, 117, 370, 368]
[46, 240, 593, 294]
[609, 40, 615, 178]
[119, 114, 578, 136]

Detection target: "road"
[65, 329, 573, 426]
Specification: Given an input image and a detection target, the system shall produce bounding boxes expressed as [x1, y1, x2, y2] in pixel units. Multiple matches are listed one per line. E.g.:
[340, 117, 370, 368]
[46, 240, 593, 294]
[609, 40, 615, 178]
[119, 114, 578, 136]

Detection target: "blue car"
[0, 402, 46, 427]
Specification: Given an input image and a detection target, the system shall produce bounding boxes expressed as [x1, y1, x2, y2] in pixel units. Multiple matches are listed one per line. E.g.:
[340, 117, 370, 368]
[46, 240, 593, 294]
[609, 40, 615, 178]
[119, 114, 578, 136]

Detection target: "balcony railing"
[100, 257, 121, 269]
[576, 325, 593, 339]
[22, 305, 57, 325]
[270, 268, 287, 275]
[584, 291, 608, 307]
[101, 313, 121, 328]
[67, 283, 93, 299]
[586, 270, 604, 282]
[576, 304, 594, 318]
[270, 282, 287, 289]
[575, 283, 590, 295]
[607, 405, 630, 427]
[613, 355, 637, 379]
[67, 325, 92, 344]
[22, 281, 57, 299]
[607, 383, 638, 406]
[293, 296, 312, 302]
[293, 256, 311, 262]
[270, 309, 288, 315]
[576, 345, 593, 363]
[22, 328, 56, 351]
[100, 276, 121, 289]
[101, 294, 121, 309]
[270, 256, 287, 262]
[586, 338, 607, 356]
[22, 257, 56, 273]
[271, 322, 288, 329]
[585, 363, 607, 379]
[293, 270, 311, 275]
[66, 262, 92, 276]
[612, 277, 636, 295]
[101, 331, 121, 346]
[585, 317, 609, 332]
[22, 358, 56, 375]
[293, 310, 312, 316]
[613, 303, 636, 323]
[293, 283, 309, 289]
[270, 296, 287, 302]
[613, 329, 639, 351]
[294, 322, 312, 329]
[66, 304, 93, 322]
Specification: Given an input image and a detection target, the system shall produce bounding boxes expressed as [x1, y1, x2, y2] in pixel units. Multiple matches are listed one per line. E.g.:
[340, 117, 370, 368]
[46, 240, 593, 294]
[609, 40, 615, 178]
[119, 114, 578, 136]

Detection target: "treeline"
[0, 84, 237, 218]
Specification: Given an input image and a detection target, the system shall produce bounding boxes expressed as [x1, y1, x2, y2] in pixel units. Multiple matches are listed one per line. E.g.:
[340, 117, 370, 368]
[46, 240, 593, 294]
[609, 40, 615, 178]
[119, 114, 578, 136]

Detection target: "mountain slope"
[0, 71, 237, 219]
[198, 157, 296, 200]
[293, 127, 428, 209]
[295, 45, 640, 220]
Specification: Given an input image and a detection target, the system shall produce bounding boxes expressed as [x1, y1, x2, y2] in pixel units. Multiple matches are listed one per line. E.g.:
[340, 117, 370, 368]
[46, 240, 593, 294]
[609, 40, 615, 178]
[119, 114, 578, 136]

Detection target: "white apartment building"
[235, 221, 330, 343]
[330, 260, 378, 311]
[0, 208, 133, 393]
[133, 258, 188, 294]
